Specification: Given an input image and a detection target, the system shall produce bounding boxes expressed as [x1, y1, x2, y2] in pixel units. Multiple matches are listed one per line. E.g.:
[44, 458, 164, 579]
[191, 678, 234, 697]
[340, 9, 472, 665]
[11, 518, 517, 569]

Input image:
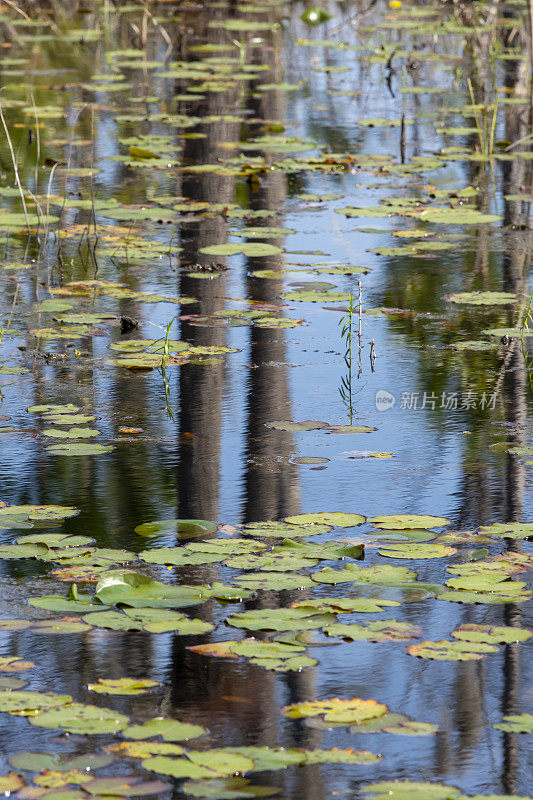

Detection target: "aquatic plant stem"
[0, 102, 30, 235]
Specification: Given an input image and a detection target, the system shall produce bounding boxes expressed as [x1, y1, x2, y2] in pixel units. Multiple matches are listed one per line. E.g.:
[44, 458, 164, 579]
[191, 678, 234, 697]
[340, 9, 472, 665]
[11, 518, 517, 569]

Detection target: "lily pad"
[284, 512, 365, 527]
[226, 607, 336, 632]
[200, 243, 283, 257]
[122, 717, 206, 742]
[94, 572, 206, 608]
[325, 620, 423, 642]
[406, 640, 499, 660]
[478, 522, 533, 539]
[362, 781, 461, 800]
[378, 543, 456, 559]
[493, 713, 533, 733]
[370, 514, 450, 530]
[282, 697, 388, 724]
[47, 443, 114, 456]
[134, 519, 218, 538]
[451, 623, 532, 644]
[30, 702, 130, 734]
[443, 292, 517, 306]
[87, 678, 160, 696]
[181, 777, 278, 799]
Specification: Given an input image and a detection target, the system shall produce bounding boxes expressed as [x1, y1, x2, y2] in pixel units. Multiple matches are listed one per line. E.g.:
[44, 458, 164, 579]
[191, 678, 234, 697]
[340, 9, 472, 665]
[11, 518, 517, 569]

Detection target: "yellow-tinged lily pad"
[87, 678, 160, 696]
[406, 640, 499, 660]
[284, 511, 365, 527]
[282, 697, 388, 724]
[370, 514, 450, 530]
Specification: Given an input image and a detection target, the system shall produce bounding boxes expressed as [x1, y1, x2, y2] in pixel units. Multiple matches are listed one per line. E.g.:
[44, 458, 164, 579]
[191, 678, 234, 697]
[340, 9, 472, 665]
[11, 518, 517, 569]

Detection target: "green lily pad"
[350, 712, 437, 736]
[30, 702, 130, 734]
[28, 595, 109, 613]
[94, 572, 206, 608]
[47, 443, 114, 456]
[87, 678, 160, 696]
[0, 505, 79, 521]
[362, 781, 461, 800]
[142, 751, 255, 781]
[493, 713, 533, 733]
[0, 690, 72, 715]
[122, 717, 206, 742]
[244, 521, 331, 537]
[29, 619, 92, 634]
[232, 572, 315, 591]
[290, 597, 400, 613]
[43, 414, 97, 425]
[139, 549, 225, 567]
[284, 512, 365, 527]
[134, 519, 218, 538]
[451, 623, 532, 644]
[444, 292, 517, 306]
[478, 522, 533, 539]
[226, 607, 337, 631]
[282, 697, 388, 724]
[82, 777, 170, 796]
[181, 777, 278, 799]
[42, 427, 100, 439]
[325, 620, 423, 642]
[265, 420, 329, 431]
[312, 563, 419, 585]
[406, 640, 499, 660]
[378, 543, 456, 559]
[200, 243, 283, 257]
[370, 514, 450, 530]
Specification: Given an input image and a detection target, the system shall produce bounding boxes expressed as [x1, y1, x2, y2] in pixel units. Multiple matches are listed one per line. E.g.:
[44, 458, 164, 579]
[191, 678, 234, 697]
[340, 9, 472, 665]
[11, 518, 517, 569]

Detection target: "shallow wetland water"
[0, 0, 531, 798]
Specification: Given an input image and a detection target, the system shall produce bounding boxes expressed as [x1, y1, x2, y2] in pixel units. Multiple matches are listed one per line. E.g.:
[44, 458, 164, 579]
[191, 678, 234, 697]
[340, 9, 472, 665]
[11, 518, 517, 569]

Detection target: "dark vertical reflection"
[498, 11, 530, 791]
[175, 2, 240, 521]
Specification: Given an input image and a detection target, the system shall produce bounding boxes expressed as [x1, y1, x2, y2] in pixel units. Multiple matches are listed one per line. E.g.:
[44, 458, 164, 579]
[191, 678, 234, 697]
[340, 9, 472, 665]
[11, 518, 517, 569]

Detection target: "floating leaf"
[284, 512, 365, 528]
[134, 519, 217, 538]
[200, 243, 283, 257]
[378, 543, 456, 559]
[370, 514, 449, 530]
[282, 697, 387, 724]
[42, 428, 100, 439]
[493, 713, 533, 733]
[478, 522, 533, 539]
[226, 607, 336, 632]
[362, 781, 461, 800]
[181, 777, 278, 799]
[443, 292, 517, 306]
[350, 712, 437, 736]
[142, 751, 255, 781]
[47, 443, 114, 456]
[406, 640, 499, 660]
[122, 717, 206, 742]
[232, 572, 315, 591]
[30, 702, 130, 734]
[82, 776, 170, 796]
[0, 505, 79, 522]
[0, 690, 72, 715]
[325, 620, 423, 642]
[0, 773, 25, 793]
[291, 597, 400, 613]
[94, 572, 205, 609]
[244, 521, 331, 537]
[265, 420, 329, 431]
[0, 656, 35, 673]
[451, 624, 532, 644]
[87, 678, 160, 696]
